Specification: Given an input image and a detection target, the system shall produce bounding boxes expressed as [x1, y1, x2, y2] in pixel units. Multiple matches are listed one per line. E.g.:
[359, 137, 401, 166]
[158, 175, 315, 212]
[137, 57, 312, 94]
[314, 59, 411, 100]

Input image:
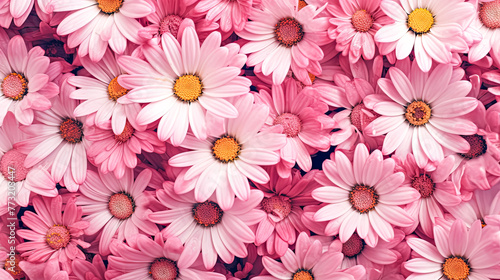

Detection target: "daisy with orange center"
[312, 144, 419, 247]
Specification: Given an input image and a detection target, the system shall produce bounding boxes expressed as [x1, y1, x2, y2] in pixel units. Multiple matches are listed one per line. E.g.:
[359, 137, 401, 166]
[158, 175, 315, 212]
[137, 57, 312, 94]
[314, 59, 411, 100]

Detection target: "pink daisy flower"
[253, 232, 366, 280]
[444, 180, 500, 228]
[0, 0, 34, 28]
[72, 254, 106, 280]
[107, 233, 225, 280]
[397, 154, 462, 238]
[468, 0, 500, 64]
[86, 122, 165, 179]
[0, 113, 57, 215]
[16, 196, 90, 270]
[69, 48, 145, 135]
[312, 143, 419, 247]
[0, 35, 60, 126]
[14, 74, 89, 192]
[139, 0, 219, 42]
[237, 0, 330, 85]
[75, 169, 159, 255]
[168, 94, 286, 210]
[148, 182, 265, 269]
[327, 0, 390, 63]
[18, 258, 69, 280]
[49, 0, 155, 62]
[253, 167, 320, 257]
[364, 63, 479, 168]
[118, 25, 250, 146]
[329, 229, 407, 278]
[375, 0, 474, 72]
[255, 78, 334, 177]
[195, 0, 252, 33]
[405, 219, 500, 280]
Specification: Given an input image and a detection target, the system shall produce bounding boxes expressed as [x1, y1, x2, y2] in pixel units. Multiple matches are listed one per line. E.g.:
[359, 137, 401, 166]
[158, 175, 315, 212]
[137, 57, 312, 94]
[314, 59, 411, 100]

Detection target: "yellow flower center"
[2, 73, 27, 100]
[97, 0, 123, 14]
[173, 74, 202, 102]
[212, 136, 241, 162]
[293, 270, 314, 280]
[108, 77, 129, 101]
[408, 8, 434, 34]
[308, 73, 316, 83]
[405, 101, 431, 126]
[442, 257, 470, 280]
[45, 225, 71, 250]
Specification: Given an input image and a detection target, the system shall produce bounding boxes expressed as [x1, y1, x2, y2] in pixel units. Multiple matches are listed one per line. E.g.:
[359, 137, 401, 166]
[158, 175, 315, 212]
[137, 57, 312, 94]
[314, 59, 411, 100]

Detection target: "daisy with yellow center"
[117, 25, 251, 146]
[169, 94, 285, 210]
[375, 0, 474, 72]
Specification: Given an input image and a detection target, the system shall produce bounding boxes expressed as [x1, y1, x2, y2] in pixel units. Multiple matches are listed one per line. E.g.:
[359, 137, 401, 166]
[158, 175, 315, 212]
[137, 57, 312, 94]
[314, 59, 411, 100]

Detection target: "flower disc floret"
[408, 8, 434, 34]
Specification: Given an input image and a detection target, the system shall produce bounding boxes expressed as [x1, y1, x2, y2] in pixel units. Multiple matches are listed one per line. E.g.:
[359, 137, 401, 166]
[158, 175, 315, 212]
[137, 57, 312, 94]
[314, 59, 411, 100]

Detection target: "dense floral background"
[0, 0, 500, 279]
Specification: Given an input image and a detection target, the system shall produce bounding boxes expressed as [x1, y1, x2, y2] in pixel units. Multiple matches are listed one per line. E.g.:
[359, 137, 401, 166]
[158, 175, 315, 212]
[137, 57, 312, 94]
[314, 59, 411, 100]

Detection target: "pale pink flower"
[86, 123, 165, 179]
[364, 62, 479, 168]
[14, 74, 89, 192]
[118, 25, 250, 146]
[313, 143, 419, 247]
[195, 0, 252, 33]
[375, 0, 474, 72]
[255, 78, 334, 177]
[328, 0, 390, 63]
[49, 0, 155, 62]
[0, 35, 60, 126]
[69, 48, 144, 135]
[329, 229, 407, 279]
[168, 94, 286, 210]
[16, 196, 90, 271]
[482, 68, 500, 97]
[253, 167, 320, 256]
[397, 154, 462, 238]
[468, 0, 500, 64]
[0, 0, 34, 28]
[237, 0, 330, 85]
[0, 113, 57, 215]
[149, 182, 265, 269]
[253, 232, 366, 280]
[107, 233, 225, 280]
[405, 219, 500, 280]
[139, 0, 219, 42]
[75, 169, 159, 255]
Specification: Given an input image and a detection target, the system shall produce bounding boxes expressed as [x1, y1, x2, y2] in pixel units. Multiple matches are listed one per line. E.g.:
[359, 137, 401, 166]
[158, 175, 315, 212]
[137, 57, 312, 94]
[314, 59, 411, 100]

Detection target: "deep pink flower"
[17, 196, 90, 271]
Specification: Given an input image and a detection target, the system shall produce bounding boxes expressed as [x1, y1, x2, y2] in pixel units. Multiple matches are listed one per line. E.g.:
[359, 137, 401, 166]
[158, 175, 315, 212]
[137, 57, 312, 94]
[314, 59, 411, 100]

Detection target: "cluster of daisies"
[1, 0, 500, 279]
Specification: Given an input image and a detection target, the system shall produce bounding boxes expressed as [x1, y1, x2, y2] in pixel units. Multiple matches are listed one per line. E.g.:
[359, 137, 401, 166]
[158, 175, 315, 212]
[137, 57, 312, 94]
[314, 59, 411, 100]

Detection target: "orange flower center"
[108, 77, 129, 101]
[45, 225, 71, 250]
[59, 118, 84, 143]
[479, 0, 500, 29]
[261, 195, 292, 219]
[192, 201, 223, 227]
[97, 0, 123, 14]
[405, 101, 431, 126]
[352, 10, 374, 32]
[212, 136, 241, 162]
[2, 73, 27, 100]
[411, 174, 435, 198]
[4, 253, 25, 280]
[108, 192, 135, 220]
[275, 18, 304, 47]
[149, 258, 178, 280]
[273, 113, 302, 137]
[442, 257, 470, 280]
[459, 134, 487, 159]
[349, 185, 378, 213]
[408, 8, 434, 34]
[292, 269, 314, 280]
[173, 74, 202, 102]
[342, 232, 364, 257]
